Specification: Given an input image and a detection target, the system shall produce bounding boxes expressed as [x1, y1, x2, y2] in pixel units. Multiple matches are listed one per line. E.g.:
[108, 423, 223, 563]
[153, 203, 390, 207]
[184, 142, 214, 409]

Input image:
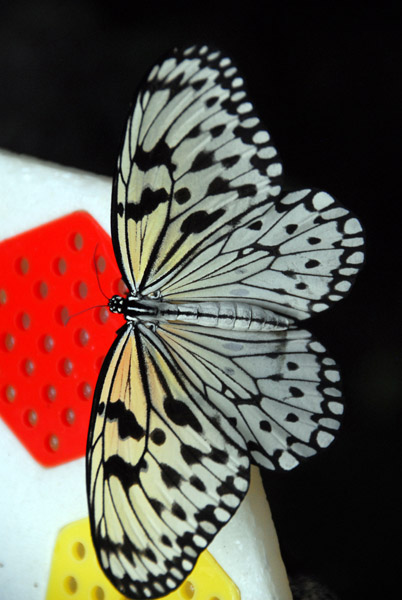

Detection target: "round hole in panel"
[91, 586, 105, 600]
[117, 278, 129, 296]
[56, 306, 70, 326]
[18, 312, 31, 330]
[44, 384, 57, 402]
[75, 281, 88, 300]
[63, 408, 76, 426]
[54, 257, 67, 276]
[71, 232, 84, 251]
[60, 358, 74, 377]
[79, 381, 92, 400]
[72, 541, 86, 560]
[96, 255, 106, 273]
[63, 575, 78, 595]
[76, 328, 90, 347]
[16, 256, 30, 275]
[182, 580, 196, 598]
[5, 385, 16, 403]
[4, 333, 15, 351]
[41, 334, 55, 353]
[48, 434, 60, 452]
[23, 359, 35, 376]
[35, 280, 49, 299]
[97, 306, 109, 324]
[25, 409, 38, 427]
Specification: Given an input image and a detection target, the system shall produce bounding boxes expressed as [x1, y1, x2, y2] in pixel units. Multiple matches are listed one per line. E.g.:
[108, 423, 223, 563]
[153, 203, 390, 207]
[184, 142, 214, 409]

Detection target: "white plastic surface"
[0, 149, 292, 600]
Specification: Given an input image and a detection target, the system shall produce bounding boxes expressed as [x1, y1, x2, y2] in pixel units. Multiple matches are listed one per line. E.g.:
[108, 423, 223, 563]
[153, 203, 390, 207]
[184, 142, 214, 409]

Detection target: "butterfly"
[86, 44, 364, 599]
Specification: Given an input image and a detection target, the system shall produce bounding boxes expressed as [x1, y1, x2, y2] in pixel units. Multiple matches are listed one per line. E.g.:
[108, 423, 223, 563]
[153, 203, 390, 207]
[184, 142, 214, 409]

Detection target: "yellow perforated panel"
[46, 518, 240, 600]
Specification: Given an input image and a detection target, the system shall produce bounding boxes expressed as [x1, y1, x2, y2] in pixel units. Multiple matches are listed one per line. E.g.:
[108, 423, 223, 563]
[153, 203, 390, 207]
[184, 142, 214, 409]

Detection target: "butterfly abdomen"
[157, 300, 290, 331]
[118, 296, 290, 331]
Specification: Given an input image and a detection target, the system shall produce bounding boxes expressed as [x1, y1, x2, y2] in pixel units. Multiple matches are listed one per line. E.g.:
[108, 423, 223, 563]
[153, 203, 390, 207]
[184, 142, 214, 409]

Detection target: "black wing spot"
[160, 463, 183, 488]
[209, 447, 229, 464]
[237, 183, 257, 198]
[161, 534, 172, 547]
[134, 140, 172, 171]
[248, 220, 262, 231]
[181, 209, 225, 235]
[285, 224, 297, 234]
[191, 150, 214, 171]
[308, 237, 321, 245]
[222, 155, 240, 168]
[150, 428, 166, 445]
[174, 188, 191, 204]
[188, 124, 201, 138]
[289, 386, 304, 398]
[149, 497, 164, 517]
[206, 96, 219, 107]
[190, 475, 206, 491]
[181, 443, 203, 465]
[172, 502, 187, 521]
[259, 420, 272, 432]
[210, 124, 225, 138]
[285, 412, 299, 422]
[207, 176, 231, 196]
[126, 188, 169, 222]
[106, 399, 145, 440]
[164, 397, 202, 432]
[192, 78, 208, 91]
[144, 548, 157, 563]
[104, 455, 140, 489]
[305, 259, 320, 269]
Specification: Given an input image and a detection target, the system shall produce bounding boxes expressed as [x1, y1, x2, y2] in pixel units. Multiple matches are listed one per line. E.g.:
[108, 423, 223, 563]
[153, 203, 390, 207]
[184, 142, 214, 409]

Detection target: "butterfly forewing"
[157, 188, 364, 319]
[112, 45, 282, 294]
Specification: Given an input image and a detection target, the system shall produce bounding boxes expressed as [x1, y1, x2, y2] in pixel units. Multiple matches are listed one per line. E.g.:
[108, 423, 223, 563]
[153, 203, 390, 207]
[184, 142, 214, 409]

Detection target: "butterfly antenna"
[93, 244, 109, 301]
[65, 304, 108, 325]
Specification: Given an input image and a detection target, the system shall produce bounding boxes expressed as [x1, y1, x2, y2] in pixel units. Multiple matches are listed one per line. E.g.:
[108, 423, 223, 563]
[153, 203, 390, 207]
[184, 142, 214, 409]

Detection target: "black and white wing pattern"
[87, 44, 364, 599]
[112, 44, 282, 296]
[156, 322, 343, 471]
[87, 322, 250, 599]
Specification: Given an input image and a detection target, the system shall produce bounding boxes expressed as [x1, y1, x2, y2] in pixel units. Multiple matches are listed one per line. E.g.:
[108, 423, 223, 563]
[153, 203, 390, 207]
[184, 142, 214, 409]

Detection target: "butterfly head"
[108, 295, 125, 314]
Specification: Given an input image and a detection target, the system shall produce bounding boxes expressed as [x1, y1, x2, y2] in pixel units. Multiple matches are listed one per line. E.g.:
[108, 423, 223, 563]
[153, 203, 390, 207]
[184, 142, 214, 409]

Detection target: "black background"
[1, 2, 401, 598]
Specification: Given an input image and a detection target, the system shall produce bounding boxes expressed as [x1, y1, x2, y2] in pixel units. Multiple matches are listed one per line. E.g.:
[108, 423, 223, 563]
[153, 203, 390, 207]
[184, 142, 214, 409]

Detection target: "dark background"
[1, 1, 400, 598]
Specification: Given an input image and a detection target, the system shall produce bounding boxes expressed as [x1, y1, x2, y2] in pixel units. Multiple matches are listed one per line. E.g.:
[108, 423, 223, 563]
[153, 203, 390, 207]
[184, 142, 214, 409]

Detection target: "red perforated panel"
[0, 211, 125, 466]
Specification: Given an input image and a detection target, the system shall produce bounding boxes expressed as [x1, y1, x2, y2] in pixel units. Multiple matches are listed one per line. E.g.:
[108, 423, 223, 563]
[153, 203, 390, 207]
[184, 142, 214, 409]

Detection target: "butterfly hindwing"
[112, 44, 282, 294]
[87, 322, 249, 599]
[157, 322, 343, 471]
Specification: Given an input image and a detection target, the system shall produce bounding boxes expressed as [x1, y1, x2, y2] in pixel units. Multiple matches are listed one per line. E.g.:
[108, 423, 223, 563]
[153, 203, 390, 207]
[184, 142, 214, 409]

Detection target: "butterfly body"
[87, 44, 364, 599]
[110, 294, 291, 331]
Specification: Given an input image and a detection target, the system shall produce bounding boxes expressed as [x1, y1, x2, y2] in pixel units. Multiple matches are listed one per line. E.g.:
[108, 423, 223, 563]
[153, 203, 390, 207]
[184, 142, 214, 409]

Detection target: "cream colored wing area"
[114, 99, 173, 287]
[157, 322, 344, 472]
[87, 322, 250, 600]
